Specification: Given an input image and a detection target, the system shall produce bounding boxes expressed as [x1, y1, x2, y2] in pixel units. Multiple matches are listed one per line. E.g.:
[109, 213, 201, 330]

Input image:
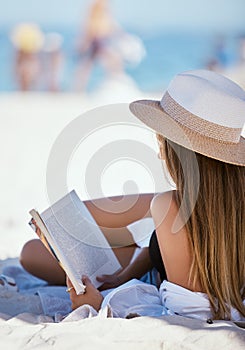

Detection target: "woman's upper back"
[150, 190, 202, 292]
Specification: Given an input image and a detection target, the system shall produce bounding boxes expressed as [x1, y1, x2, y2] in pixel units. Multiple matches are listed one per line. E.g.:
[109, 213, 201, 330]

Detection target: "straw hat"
[129, 70, 245, 166]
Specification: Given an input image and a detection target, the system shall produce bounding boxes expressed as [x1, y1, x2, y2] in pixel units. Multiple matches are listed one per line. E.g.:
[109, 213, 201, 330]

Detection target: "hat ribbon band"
[160, 92, 242, 144]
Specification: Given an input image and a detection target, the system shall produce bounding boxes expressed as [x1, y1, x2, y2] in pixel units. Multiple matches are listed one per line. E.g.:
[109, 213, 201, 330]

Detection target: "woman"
[11, 23, 44, 91]
[21, 69, 245, 321]
[73, 0, 124, 91]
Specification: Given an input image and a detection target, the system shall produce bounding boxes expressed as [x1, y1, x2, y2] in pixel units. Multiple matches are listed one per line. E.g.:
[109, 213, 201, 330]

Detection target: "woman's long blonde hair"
[157, 134, 245, 320]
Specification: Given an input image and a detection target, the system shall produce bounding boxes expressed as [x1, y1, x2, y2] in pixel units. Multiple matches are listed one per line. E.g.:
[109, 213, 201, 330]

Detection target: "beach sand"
[0, 81, 244, 349]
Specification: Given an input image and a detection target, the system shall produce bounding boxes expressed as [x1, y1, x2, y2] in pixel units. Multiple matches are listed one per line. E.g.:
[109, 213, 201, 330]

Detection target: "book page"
[40, 190, 122, 293]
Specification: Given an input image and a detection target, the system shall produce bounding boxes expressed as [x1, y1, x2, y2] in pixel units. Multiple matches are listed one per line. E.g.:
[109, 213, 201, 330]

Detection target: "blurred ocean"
[0, 25, 241, 92]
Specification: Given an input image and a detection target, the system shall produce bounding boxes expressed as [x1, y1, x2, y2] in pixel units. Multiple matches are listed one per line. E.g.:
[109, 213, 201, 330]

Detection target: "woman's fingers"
[32, 220, 42, 238]
[66, 276, 72, 288]
[82, 275, 91, 283]
[66, 275, 91, 291]
[66, 276, 76, 294]
[96, 274, 109, 282]
[97, 274, 122, 291]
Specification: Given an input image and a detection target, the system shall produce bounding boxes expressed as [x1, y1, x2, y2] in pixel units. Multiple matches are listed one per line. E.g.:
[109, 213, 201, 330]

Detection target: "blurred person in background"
[73, 0, 145, 92]
[10, 23, 44, 91]
[233, 35, 245, 88]
[205, 35, 228, 72]
[74, 0, 123, 91]
[42, 32, 64, 92]
[215, 35, 245, 90]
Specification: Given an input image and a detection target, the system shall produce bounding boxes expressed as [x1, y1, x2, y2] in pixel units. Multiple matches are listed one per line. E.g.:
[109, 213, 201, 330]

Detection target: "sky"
[0, 0, 245, 34]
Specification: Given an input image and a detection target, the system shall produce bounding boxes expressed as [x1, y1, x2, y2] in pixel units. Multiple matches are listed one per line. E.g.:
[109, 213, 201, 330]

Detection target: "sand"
[0, 313, 244, 350]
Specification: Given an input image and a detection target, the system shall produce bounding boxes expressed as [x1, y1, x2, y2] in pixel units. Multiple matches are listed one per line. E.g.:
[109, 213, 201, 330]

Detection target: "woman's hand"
[97, 247, 153, 291]
[66, 276, 103, 312]
[96, 271, 124, 291]
[30, 219, 42, 238]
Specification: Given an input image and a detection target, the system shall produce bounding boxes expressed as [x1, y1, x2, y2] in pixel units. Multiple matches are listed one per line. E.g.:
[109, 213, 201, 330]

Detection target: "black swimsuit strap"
[149, 230, 168, 281]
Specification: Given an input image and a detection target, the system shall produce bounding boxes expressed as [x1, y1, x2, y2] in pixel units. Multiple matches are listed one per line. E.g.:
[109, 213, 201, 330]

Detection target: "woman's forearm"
[84, 193, 155, 228]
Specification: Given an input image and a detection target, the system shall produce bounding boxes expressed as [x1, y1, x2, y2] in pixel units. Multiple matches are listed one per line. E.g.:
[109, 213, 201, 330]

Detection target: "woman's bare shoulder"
[150, 191, 193, 289]
[151, 190, 176, 205]
[150, 191, 179, 231]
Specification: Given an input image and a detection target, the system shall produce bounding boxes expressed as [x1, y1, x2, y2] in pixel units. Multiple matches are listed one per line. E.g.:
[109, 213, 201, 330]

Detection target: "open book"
[29, 190, 122, 294]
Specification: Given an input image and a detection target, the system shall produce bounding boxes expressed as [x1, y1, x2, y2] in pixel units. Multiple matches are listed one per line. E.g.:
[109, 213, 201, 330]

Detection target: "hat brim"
[129, 99, 245, 166]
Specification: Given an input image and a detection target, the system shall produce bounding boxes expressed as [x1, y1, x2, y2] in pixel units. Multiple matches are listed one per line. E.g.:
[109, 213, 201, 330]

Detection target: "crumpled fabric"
[160, 280, 245, 322]
[1, 265, 244, 322]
